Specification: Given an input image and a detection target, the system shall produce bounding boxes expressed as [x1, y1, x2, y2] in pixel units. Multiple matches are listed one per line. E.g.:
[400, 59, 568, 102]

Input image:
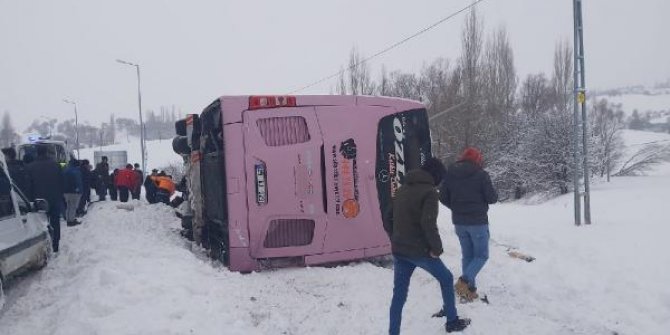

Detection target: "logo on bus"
[332, 139, 360, 218]
[389, 116, 406, 197]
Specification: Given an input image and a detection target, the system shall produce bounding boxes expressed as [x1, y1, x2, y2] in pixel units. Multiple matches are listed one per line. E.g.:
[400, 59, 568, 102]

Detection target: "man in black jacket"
[439, 147, 498, 302]
[94, 156, 110, 201]
[1, 147, 29, 196]
[385, 157, 470, 334]
[26, 145, 64, 252]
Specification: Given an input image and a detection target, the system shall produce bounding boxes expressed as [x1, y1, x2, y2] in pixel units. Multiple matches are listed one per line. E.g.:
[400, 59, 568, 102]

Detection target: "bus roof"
[214, 95, 425, 124]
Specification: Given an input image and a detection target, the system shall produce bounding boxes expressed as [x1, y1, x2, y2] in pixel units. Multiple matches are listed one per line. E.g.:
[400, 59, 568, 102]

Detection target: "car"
[0, 151, 51, 308]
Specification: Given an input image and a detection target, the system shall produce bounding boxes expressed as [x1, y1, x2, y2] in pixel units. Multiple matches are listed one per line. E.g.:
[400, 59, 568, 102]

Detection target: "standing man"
[131, 163, 142, 200]
[144, 169, 158, 204]
[439, 147, 498, 302]
[115, 164, 137, 203]
[63, 159, 83, 226]
[77, 159, 93, 216]
[384, 157, 470, 334]
[26, 145, 64, 252]
[1, 147, 29, 196]
[94, 156, 110, 201]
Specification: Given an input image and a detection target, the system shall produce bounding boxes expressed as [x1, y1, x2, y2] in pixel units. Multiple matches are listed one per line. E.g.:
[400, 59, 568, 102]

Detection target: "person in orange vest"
[115, 164, 139, 203]
[154, 171, 175, 205]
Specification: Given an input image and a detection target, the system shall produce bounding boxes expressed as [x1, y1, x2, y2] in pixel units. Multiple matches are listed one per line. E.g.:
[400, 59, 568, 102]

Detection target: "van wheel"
[35, 241, 52, 270]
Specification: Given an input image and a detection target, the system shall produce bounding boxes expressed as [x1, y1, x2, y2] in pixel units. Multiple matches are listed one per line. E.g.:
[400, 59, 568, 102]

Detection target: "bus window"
[376, 108, 432, 230]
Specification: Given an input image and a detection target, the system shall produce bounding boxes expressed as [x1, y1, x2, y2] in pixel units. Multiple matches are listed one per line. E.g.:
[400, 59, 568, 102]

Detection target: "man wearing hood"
[439, 147, 498, 302]
[385, 157, 470, 334]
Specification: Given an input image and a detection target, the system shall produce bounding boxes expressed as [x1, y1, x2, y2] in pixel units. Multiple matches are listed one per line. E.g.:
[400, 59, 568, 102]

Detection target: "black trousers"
[131, 188, 140, 200]
[47, 208, 61, 252]
[119, 186, 130, 203]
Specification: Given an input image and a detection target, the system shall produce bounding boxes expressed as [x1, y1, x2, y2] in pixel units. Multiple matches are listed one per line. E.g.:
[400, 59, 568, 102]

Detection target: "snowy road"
[1, 173, 669, 334]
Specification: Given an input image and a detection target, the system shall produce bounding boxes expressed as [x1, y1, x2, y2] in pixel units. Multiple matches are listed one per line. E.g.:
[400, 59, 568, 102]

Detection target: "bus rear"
[182, 95, 432, 272]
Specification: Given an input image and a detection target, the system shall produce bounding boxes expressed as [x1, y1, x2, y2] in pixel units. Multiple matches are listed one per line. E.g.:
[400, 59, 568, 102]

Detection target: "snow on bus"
[173, 95, 432, 272]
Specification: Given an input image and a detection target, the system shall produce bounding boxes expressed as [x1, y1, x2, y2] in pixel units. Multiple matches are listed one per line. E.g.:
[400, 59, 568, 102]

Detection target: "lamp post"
[62, 99, 80, 159]
[116, 59, 146, 176]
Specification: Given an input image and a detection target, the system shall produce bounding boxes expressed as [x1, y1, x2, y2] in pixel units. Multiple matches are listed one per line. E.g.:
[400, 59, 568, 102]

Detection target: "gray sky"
[1, 0, 669, 131]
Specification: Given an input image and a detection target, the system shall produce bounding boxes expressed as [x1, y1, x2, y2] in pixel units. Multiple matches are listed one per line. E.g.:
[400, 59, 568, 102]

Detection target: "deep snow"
[1, 133, 669, 334]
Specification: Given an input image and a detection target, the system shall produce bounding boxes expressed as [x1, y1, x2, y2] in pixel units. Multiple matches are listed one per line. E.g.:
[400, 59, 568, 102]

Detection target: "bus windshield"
[376, 108, 432, 229]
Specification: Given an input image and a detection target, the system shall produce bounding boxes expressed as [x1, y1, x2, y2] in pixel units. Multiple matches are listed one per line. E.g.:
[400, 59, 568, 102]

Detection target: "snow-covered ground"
[1, 134, 669, 334]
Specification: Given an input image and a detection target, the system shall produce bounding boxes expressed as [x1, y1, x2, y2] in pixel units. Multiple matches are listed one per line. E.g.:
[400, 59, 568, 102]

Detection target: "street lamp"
[116, 59, 146, 176]
[62, 99, 80, 159]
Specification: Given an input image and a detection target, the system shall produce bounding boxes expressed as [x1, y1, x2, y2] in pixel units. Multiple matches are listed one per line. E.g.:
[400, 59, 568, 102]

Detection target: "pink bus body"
[179, 95, 432, 272]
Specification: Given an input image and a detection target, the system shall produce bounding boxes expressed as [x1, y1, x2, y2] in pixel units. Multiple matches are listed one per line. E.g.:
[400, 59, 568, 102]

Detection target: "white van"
[0, 151, 51, 307]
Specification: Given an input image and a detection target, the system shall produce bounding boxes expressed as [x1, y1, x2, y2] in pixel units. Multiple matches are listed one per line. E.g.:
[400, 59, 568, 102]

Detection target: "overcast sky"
[1, 0, 669, 131]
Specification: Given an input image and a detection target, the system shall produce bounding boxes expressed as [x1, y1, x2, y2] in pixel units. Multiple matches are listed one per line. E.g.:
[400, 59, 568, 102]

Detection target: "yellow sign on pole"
[577, 91, 586, 104]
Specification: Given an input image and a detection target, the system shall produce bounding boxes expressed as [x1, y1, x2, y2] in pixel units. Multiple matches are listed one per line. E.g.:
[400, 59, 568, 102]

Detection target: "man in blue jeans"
[439, 147, 498, 301]
[384, 157, 470, 334]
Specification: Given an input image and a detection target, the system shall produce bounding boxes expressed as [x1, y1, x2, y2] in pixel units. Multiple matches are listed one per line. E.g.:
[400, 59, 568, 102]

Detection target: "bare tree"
[615, 144, 670, 176]
[338, 47, 376, 95]
[0, 112, 19, 147]
[589, 99, 625, 181]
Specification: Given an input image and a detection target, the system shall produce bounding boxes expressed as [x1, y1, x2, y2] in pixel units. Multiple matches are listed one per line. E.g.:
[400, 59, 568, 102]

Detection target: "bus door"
[315, 105, 393, 253]
[242, 106, 327, 259]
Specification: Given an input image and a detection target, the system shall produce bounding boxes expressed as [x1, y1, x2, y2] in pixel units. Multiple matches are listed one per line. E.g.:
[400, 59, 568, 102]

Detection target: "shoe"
[67, 220, 81, 227]
[466, 287, 479, 300]
[445, 317, 471, 333]
[454, 277, 470, 300]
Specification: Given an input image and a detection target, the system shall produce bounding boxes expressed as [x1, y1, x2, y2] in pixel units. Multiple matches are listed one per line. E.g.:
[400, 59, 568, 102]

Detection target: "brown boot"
[465, 287, 479, 301]
[454, 277, 470, 300]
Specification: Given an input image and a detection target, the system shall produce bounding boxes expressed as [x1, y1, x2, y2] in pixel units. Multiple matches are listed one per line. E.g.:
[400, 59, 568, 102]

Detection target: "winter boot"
[466, 287, 479, 301]
[67, 220, 81, 227]
[454, 277, 470, 300]
[445, 317, 471, 333]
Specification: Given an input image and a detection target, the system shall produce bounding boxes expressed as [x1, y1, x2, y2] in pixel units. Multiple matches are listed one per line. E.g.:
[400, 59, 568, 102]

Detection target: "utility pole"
[116, 59, 147, 177]
[573, 0, 592, 225]
[63, 99, 80, 159]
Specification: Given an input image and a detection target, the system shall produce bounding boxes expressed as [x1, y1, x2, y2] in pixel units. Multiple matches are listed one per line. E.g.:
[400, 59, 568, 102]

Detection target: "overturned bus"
[173, 95, 432, 272]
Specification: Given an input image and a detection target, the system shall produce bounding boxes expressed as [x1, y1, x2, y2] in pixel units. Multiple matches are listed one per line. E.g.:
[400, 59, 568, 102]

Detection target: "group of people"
[1, 147, 176, 253]
[92, 156, 143, 203]
[385, 147, 497, 334]
[92, 156, 176, 205]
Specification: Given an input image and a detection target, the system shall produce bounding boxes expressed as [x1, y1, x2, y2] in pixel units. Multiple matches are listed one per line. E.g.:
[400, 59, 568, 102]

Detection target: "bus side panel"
[316, 105, 392, 254]
[223, 123, 255, 271]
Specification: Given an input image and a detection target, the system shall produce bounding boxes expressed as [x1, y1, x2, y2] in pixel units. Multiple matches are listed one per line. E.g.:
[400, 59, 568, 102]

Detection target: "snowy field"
[1, 133, 669, 334]
[78, 137, 182, 172]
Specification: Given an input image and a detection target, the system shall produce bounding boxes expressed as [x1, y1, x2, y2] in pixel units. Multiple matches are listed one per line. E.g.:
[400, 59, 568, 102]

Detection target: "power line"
[288, 0, 488, 94]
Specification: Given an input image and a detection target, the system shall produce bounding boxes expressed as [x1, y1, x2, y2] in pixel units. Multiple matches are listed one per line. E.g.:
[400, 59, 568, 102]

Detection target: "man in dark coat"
[385, 157, 470, 334]
[77, 159, 93, 216]
[144, 169, 158, 204]
[1, 147, 29, 197]
[94, 156, 110, 201]
[108, 169, 119, 201]
[439, 147, 498, 302]
[131, 163, 142, 200]
[26, 145, 64, 252]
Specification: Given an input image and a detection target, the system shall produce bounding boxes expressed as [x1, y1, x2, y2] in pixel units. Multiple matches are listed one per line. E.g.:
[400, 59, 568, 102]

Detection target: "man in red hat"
[439, 147, 498, 302]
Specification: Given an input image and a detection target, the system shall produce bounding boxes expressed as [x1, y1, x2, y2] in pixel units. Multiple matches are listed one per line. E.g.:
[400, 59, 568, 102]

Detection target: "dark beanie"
[421, 157, 446, 185]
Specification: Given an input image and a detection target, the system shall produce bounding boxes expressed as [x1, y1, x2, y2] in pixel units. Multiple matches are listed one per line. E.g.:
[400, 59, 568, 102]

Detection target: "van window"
[257, 116, 310, 146]
[0, 169, 16, 219]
